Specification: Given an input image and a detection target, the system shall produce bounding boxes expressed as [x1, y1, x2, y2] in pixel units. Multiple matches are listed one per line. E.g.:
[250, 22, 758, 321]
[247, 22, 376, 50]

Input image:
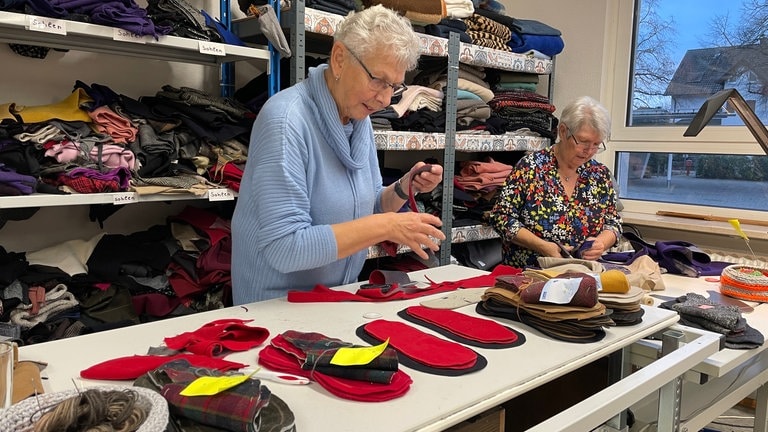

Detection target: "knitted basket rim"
[720, 264, 768, 302]
[0, 385, 169, 432]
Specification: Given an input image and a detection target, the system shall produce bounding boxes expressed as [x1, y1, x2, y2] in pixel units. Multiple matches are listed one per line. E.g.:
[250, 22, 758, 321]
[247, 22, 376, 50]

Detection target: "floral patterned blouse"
[487, 146, 622, 268]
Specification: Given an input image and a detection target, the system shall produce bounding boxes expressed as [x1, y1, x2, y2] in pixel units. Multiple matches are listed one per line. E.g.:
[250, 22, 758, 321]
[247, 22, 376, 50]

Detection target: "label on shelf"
[198, 41, 226, 56]
[113, 28, 147, 44]
[113, 192, 138, 205]
[208, 188, 235, 201]
[27, 15, 66, 35]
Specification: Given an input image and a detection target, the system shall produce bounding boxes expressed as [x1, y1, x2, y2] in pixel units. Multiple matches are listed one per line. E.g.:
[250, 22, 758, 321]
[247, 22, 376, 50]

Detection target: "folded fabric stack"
[258, 330, 413, 401]
[477, 272, 615, 342]
[659, 293, 764, 350]
[487, 88, 557, 140]
[133, 358, 297, 432]
[526, 264, 645, 326]
[598, 285, 646, 326]
[462, 13, 512, 51]
[361, 0, 446, 25]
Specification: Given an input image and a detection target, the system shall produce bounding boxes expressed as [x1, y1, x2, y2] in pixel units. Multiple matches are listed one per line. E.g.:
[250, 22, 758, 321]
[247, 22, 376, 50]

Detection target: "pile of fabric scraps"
[356, 318, 488, 376]
[134, 358, 296, 432]
[477, 272, 615, 342]
[258, 330, 412, 401]
[659, 293, 764, 350]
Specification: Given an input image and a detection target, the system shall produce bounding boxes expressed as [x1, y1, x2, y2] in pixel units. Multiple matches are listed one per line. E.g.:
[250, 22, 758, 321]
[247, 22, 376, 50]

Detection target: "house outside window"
[608, 0, 768, 216]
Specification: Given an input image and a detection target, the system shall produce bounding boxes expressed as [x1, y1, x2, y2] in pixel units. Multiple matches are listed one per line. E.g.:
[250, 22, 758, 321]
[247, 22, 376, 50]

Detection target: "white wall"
[501, 0, 612, 116]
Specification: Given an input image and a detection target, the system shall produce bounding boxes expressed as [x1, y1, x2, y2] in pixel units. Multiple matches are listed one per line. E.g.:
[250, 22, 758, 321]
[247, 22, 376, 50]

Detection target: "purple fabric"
[91, 3, 159, 37]
[602, 232, 732, 277]
[26, 0, 68, 17]
[0, 163, 36, 195]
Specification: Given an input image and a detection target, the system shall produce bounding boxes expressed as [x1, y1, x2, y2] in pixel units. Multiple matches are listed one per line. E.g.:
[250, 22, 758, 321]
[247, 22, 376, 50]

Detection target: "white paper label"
[199, 41, 226, 56]
[539, 278, 582, 304]
[113, 28, 147, 44]
[208, 188, 235, 201]
[28, 16, 66, 35]
[112, 192, 138, 205]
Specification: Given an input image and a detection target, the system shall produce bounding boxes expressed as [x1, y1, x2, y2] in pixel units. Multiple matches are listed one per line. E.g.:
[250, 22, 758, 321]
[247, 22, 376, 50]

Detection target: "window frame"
[600, 0, 768, 222]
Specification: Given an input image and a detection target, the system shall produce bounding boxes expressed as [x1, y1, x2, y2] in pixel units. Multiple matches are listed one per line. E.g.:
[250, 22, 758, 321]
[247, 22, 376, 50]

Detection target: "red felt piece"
[362, 320, 477, 369]
[405, 305, 518, 344]
[80, 353, 246, 380]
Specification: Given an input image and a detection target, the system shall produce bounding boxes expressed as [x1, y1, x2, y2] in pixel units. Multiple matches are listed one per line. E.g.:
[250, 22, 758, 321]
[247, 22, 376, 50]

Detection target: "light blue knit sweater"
[231, 64, 384, 304]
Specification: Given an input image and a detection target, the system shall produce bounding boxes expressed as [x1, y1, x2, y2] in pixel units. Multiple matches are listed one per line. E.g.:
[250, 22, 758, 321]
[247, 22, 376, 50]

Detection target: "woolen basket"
[0, 385, 169, 432]
[720, 264, 768, 303]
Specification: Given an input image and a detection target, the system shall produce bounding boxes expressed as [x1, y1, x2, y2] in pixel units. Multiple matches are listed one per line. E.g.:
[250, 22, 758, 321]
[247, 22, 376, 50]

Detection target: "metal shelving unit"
[232, 3, 555, 264]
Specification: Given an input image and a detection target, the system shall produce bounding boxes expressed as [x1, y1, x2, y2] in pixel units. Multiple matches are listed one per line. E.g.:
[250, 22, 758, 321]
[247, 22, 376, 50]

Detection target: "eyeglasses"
[565, 125, 606, 153]
[346, 47, 408, 97]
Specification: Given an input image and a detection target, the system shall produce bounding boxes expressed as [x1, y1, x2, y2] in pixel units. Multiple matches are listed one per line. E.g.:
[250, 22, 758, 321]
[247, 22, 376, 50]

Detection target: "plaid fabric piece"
[278, 330, 400, 383]
[157, 358, 271, 432]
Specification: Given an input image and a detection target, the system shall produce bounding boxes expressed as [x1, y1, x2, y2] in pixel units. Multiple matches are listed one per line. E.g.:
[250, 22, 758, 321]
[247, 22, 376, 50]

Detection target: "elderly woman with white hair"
[232, 5, 445, 304]
[488, 95, 623, 268]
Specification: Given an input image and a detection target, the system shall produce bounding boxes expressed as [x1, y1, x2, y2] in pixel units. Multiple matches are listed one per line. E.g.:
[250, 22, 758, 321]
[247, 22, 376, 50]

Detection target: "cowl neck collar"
[306, 64, 369, 170]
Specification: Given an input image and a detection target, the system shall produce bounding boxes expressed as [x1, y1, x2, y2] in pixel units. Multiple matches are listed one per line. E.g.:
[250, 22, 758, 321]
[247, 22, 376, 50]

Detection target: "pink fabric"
[44, 139, 82, 163]
[88, 105, 137, 144]
[89, 144, 136, 170]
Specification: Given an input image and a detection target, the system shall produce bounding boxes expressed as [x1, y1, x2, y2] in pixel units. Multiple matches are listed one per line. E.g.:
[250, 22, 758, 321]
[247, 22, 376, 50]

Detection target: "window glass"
[629, 0, 768, 127]
[615, 152, 768, 212]
[613, 0, 768, 214]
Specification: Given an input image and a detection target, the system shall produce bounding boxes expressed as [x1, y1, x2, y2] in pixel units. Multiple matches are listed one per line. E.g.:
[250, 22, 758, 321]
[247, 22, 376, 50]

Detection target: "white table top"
[17, 264, 681, 432]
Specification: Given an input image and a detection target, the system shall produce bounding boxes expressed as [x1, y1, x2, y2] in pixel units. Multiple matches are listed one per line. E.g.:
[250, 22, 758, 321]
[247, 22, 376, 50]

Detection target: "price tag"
[199, 41, 226, 56]
[27, 16, 66, 35]
[208, 188, 235, 201]
[113, 28, 147, 44]
[112, 192, 138, 205]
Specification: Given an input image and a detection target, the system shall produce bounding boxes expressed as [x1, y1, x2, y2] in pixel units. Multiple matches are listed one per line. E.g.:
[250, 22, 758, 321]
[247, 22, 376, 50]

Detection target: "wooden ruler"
[656, 211, 768, 228]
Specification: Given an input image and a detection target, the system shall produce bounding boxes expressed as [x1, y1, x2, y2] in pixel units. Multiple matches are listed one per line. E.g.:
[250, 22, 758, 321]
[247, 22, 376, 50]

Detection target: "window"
[608, 0, 768, 218]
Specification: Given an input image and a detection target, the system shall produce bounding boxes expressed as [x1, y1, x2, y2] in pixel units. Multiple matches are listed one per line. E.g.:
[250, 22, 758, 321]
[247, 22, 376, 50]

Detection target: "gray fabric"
[257, 5, 292, 58]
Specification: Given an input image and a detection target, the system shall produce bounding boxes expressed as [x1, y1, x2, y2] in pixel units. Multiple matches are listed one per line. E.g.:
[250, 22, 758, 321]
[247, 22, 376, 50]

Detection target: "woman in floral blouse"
[487, 96, 622, 268]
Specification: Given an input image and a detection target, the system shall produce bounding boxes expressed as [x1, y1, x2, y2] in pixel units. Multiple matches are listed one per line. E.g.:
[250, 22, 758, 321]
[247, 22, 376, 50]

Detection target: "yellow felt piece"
[600, 269, 630, 294]
[179, 373, 252, 396]
[330, 339, 389, 366]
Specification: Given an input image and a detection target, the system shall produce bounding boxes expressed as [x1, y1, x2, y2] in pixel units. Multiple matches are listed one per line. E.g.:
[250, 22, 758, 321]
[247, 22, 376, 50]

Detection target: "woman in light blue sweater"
[232, 5, 446, 304]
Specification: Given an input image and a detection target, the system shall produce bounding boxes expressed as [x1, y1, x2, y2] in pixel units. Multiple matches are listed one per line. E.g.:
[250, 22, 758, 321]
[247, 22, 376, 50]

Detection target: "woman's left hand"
[409, 162, 443, 194]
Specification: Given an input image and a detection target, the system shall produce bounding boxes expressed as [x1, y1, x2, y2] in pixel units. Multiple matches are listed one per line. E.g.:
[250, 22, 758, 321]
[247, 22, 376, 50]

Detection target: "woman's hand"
[408, 162, 443, 194]
[578, 237, 607, 261]
[386, 211, 446, 260]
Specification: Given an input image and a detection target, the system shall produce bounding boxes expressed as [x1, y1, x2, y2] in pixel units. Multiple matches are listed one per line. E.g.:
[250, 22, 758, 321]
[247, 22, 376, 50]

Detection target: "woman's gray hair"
[559, 96, 611, 142]
[334, 5, 421, 71]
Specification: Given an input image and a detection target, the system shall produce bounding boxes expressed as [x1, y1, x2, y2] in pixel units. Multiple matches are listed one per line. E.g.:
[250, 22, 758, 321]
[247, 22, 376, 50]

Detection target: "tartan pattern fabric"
[278, 330, 399, 383]
[157, 358, 271, 432]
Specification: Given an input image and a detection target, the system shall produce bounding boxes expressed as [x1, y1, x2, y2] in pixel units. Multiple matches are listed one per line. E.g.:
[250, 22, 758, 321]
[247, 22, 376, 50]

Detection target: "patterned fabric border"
[302, 8, 553, 74]
[373, 131, 548, 152]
